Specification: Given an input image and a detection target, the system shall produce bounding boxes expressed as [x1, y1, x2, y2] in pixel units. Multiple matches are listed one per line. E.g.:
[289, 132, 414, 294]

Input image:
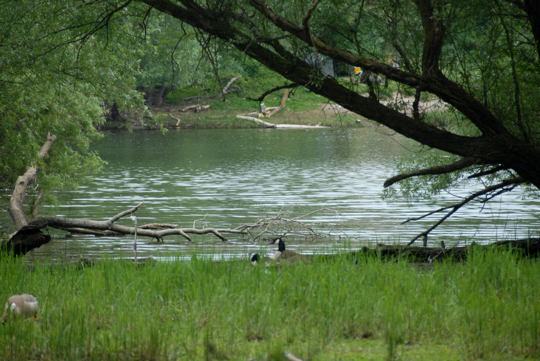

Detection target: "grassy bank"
[1, 249, 538, 360]
[151, 78, 363, 129]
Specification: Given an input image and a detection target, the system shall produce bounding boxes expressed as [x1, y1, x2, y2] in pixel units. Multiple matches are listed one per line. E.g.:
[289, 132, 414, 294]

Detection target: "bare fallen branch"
[16, 203, 327, 246]
[28, 213, 245, 243]
[167, 113, 181, 127]
[237, 115, 276, 128]
[285, 352, 306, 361]
[180, 104, 210, 113]
[235, 208, 333, 242]
[107, 202, 144, 226]
[262, 89, 290, 118]
[222, 76, 239, 95]
[138, 223, 178, 229]
[236, 115, 329, 129]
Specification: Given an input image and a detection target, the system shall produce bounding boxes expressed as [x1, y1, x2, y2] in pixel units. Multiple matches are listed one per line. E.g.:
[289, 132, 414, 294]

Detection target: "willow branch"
[302, 0, 321, 44]
[302, 0, 321, 28]
[497, 2, 528, 141]
[405, 177, 525, 246]
[384, 157, 478, 188]
[414, 0, 445, 76]
[246, 0, 508, 137]
[467, 165, 507, 179]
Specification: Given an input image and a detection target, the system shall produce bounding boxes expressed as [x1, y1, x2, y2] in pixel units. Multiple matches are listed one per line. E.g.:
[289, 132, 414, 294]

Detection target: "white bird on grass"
[2, 294, 39, 324]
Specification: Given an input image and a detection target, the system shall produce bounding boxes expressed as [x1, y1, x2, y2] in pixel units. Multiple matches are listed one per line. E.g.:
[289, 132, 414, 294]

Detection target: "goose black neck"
[278, 238, 285, 252]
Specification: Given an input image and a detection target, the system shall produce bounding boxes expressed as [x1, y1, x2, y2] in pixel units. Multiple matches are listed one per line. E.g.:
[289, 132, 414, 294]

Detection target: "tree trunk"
[139, 0, 540, 188]
[3, 134, 56, 255]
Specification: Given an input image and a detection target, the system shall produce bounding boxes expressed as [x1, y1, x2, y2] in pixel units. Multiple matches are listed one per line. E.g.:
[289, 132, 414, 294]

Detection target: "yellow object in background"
[353, 66, 362, 76]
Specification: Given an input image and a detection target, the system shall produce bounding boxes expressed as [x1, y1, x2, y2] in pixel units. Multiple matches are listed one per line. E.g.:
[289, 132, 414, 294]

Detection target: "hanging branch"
[384, 157, 479, 188]
[467, 165, 507, 179]
[35, 0, 133, 59]
[497, 2, 528, 141]
[405, 177, 525, 246]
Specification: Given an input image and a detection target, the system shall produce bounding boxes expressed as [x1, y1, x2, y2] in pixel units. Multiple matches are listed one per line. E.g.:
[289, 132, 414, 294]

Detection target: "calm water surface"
[12, 128, 540, 261]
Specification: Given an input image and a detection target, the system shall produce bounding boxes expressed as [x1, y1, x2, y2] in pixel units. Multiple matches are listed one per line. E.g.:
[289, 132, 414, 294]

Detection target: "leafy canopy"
[0, 0, 145, 194]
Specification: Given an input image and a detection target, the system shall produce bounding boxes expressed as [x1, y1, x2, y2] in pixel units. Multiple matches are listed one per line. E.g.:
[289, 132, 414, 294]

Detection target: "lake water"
[7, 127, 540, 261]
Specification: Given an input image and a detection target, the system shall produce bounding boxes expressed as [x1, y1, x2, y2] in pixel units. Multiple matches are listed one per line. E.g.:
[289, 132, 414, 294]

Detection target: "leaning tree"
[3, 0, 540, 253]
[133, 0, 540, 242]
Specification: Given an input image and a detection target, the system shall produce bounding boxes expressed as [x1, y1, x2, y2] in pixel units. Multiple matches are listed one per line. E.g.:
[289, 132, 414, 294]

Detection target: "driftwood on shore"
[222, 76, 239, 96]
[180, 104, 210, 113]
[238, 87, 330, 128]
[236, 115, 329, 129]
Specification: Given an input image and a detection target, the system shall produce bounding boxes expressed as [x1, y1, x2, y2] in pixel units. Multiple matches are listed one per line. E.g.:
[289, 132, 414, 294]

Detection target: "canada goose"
[2, 294, 39, 324]
[271, 238, 309, 263]
[250, 253, 273, 265]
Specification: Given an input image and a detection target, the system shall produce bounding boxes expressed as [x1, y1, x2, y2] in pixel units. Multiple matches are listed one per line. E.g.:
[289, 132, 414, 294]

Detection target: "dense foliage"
[0, 1, 146, 195]
[1, 0, 539, 226]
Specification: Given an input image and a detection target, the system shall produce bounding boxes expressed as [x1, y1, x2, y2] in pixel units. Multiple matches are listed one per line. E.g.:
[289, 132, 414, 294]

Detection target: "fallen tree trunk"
[262, 89, 290, 118]
[222, 76, 239, 95]
[180, 104, 210, 113]
[9, 202, 248, 248]
[346, 238, 540, 263]
[236, 115, 329, 129]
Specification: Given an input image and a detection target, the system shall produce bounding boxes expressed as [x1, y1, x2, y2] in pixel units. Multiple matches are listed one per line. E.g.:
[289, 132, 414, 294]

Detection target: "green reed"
[0, 248, 538, 361]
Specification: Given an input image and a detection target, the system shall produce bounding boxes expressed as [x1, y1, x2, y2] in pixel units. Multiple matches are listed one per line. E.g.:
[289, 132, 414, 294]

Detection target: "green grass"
[157, 72, 451, 131]
[1, 249, 538, 360]
[157, 76, 362, 129]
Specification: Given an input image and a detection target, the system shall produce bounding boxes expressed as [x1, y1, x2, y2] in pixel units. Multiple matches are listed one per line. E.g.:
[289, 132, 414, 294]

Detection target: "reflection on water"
[5, 128, 540, 261]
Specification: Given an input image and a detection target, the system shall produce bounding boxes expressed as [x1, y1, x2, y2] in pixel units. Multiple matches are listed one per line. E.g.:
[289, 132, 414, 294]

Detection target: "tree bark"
[4, 202, 250, 256]
[3, 134, 57, 256]
[8, 133, 56, 230]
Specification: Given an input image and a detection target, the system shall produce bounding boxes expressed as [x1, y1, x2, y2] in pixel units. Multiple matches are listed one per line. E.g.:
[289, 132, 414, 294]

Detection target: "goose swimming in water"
[2, 294, 39, 324]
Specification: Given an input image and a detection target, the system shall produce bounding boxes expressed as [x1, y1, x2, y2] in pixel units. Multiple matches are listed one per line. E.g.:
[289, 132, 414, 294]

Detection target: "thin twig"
[405, 177, 525, 246]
